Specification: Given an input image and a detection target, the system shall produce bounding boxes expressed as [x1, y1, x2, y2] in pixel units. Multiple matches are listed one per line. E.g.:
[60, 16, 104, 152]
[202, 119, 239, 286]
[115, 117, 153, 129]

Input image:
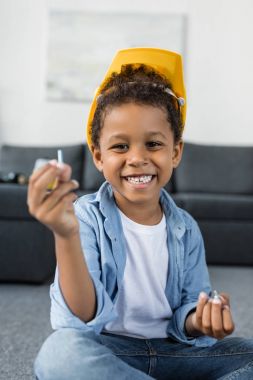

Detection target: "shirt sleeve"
[50, 203, 117, 333]
[167, 217, 217, 347]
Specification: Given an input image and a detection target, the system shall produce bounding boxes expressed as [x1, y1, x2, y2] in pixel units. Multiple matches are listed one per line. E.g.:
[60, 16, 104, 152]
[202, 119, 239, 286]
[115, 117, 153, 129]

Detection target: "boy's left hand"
[185, 292, 235, 339]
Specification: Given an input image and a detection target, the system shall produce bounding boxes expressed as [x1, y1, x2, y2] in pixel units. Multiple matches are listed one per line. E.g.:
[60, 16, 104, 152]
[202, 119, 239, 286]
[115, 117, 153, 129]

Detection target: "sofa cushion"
[0, 144, 84, 185]
[173, 192, 253, 220]
[0, 219, 55, 282]
[175, 142, 253, 194]
[0, 184, 32, 219]
[198, 221, 253, 265]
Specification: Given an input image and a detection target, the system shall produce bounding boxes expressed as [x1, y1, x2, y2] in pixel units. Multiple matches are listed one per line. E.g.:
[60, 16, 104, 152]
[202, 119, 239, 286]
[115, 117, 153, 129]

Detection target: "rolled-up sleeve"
[167, 218, 217, 347]
[50, 203, 117, 333]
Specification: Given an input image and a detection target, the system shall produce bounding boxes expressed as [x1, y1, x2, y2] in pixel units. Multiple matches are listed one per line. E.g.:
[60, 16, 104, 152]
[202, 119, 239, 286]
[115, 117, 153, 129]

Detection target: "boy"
[28, 48, 253, 379]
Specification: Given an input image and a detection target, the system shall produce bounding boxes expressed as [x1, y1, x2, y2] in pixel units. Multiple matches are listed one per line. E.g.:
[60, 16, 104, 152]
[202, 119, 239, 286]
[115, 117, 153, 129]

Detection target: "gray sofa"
[0, 142, 253, 283]
[0, 144, 103, 283]
[173, 143, 253, 265]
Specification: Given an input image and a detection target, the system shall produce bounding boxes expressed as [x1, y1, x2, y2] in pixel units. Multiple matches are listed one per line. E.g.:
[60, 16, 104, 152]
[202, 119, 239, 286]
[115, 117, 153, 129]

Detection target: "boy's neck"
[116, 201, 163, 226]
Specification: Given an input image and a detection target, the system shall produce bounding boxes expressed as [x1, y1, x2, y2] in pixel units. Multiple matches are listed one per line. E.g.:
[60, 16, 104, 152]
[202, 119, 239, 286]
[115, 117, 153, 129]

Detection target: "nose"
[126, 146, 149, 167]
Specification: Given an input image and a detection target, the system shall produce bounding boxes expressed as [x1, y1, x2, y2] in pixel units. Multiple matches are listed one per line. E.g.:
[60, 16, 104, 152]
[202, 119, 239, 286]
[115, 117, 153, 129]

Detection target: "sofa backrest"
[175, 142, 253, 194]
[0, 144, 85, 185]
[0, 143, 179, 193]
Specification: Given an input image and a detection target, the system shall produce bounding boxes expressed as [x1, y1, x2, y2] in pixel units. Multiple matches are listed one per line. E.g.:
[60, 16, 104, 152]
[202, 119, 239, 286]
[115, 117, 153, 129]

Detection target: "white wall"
[0, 0, 253, 146]
[186, 0, 253, 145]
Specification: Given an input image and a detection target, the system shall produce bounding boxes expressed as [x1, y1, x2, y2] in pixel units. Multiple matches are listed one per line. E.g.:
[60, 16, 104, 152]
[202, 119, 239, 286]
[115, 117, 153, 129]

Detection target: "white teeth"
[126, 175, 153, 184]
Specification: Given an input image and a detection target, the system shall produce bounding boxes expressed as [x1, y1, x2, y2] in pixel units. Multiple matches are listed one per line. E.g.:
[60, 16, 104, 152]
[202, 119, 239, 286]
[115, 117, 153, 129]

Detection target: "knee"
[34, 328, 97, 380]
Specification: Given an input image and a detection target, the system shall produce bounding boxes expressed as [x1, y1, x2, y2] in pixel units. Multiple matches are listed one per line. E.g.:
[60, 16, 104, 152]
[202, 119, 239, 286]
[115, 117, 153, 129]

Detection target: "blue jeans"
[34, 328, 253, 380]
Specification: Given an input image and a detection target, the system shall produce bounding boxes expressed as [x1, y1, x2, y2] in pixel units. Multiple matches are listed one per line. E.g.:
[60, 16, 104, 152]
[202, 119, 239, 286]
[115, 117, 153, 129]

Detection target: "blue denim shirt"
[50, 181, 216, 347]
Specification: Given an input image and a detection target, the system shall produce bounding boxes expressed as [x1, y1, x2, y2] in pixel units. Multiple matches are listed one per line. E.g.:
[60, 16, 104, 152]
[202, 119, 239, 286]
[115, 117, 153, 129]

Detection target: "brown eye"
[146, 141, 162, 149]
[111, 144, 129, 152]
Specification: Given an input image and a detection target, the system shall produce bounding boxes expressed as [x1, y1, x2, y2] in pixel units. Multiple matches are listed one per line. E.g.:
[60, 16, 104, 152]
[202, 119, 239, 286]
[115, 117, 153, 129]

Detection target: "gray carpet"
[0, 280, 52, 380]
[0, 266, 253, 380]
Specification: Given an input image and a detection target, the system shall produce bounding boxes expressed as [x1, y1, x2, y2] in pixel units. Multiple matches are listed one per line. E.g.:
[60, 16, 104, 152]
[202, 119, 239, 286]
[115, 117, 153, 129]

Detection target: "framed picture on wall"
[46, 11, 186, 102]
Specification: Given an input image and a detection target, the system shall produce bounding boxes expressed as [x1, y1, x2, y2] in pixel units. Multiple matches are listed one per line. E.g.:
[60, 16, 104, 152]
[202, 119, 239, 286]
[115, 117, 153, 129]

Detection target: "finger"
[65, 192, 78, 211]
[57, 163, 72, 182]
[39, 191, 78, 228]
[202, 299, 212, 335]
[42, 180, 79, 212]
[195, 292, 209, 326]
[50, 191, 78, 216]
[29, 162, 71, 189]
[219, 292, 230, 307]
[30, 160, 57, 181]
[222, 305, 235, 335]
[28, 165, 61, 211]
[211, 298, 224, 339]
[28, 162, 57, 196]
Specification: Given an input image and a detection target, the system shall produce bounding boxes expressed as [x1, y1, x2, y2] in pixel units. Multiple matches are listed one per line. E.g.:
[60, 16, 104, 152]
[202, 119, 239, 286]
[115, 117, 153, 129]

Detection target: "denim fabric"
[34, 328, 253, 380]
[50, 182, 215, 347]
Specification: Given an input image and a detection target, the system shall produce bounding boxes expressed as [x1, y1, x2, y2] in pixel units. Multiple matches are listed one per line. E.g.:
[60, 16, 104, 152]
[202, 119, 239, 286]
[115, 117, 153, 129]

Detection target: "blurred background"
[0, 0, 253, 147]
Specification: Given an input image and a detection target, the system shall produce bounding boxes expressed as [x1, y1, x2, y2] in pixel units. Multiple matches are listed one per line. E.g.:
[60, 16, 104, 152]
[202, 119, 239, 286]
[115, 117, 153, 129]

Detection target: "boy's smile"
[92, 103, 183, 224]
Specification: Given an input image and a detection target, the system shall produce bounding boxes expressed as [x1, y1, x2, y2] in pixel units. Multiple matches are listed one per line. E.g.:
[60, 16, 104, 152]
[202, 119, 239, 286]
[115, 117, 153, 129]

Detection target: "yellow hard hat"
[86, 47, 186, 149]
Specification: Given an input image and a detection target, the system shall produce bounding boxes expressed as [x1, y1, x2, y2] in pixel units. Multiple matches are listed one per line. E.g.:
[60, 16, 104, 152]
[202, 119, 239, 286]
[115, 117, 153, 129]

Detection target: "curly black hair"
[91, 64, 183, 148]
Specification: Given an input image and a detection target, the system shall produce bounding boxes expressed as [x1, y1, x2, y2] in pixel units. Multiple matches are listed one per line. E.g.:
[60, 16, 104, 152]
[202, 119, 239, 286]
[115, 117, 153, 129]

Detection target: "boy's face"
[92, 103, 183, 217]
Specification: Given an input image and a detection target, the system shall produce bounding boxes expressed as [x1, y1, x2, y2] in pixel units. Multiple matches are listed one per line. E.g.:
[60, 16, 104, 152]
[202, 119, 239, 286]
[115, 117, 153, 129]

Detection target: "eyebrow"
[147, 131, 168, 139]
[108, 131, 167, 141]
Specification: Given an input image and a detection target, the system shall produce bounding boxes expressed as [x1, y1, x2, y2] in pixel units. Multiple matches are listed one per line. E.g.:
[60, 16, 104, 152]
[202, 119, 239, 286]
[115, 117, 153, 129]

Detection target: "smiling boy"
[28, 48, 253, 380]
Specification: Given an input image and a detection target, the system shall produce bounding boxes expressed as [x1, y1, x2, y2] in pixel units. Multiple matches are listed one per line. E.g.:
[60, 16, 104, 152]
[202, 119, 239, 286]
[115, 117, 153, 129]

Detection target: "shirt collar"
[159, 188, 187, 239]
[91, 182, 188, 239]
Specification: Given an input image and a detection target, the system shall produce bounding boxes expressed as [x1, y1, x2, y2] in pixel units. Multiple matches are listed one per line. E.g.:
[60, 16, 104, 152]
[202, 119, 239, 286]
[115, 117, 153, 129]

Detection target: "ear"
[91, 145, 103, 172]
[172, 140, 184, 168]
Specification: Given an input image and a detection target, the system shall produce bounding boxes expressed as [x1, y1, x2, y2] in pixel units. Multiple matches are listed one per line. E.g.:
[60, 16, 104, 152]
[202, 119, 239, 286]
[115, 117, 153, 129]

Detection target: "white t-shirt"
[104, 209, 172, 338]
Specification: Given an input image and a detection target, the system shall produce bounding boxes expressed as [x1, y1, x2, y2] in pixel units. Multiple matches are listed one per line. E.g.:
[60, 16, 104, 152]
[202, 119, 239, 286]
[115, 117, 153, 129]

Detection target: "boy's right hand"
[27, 161, 79, 238]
